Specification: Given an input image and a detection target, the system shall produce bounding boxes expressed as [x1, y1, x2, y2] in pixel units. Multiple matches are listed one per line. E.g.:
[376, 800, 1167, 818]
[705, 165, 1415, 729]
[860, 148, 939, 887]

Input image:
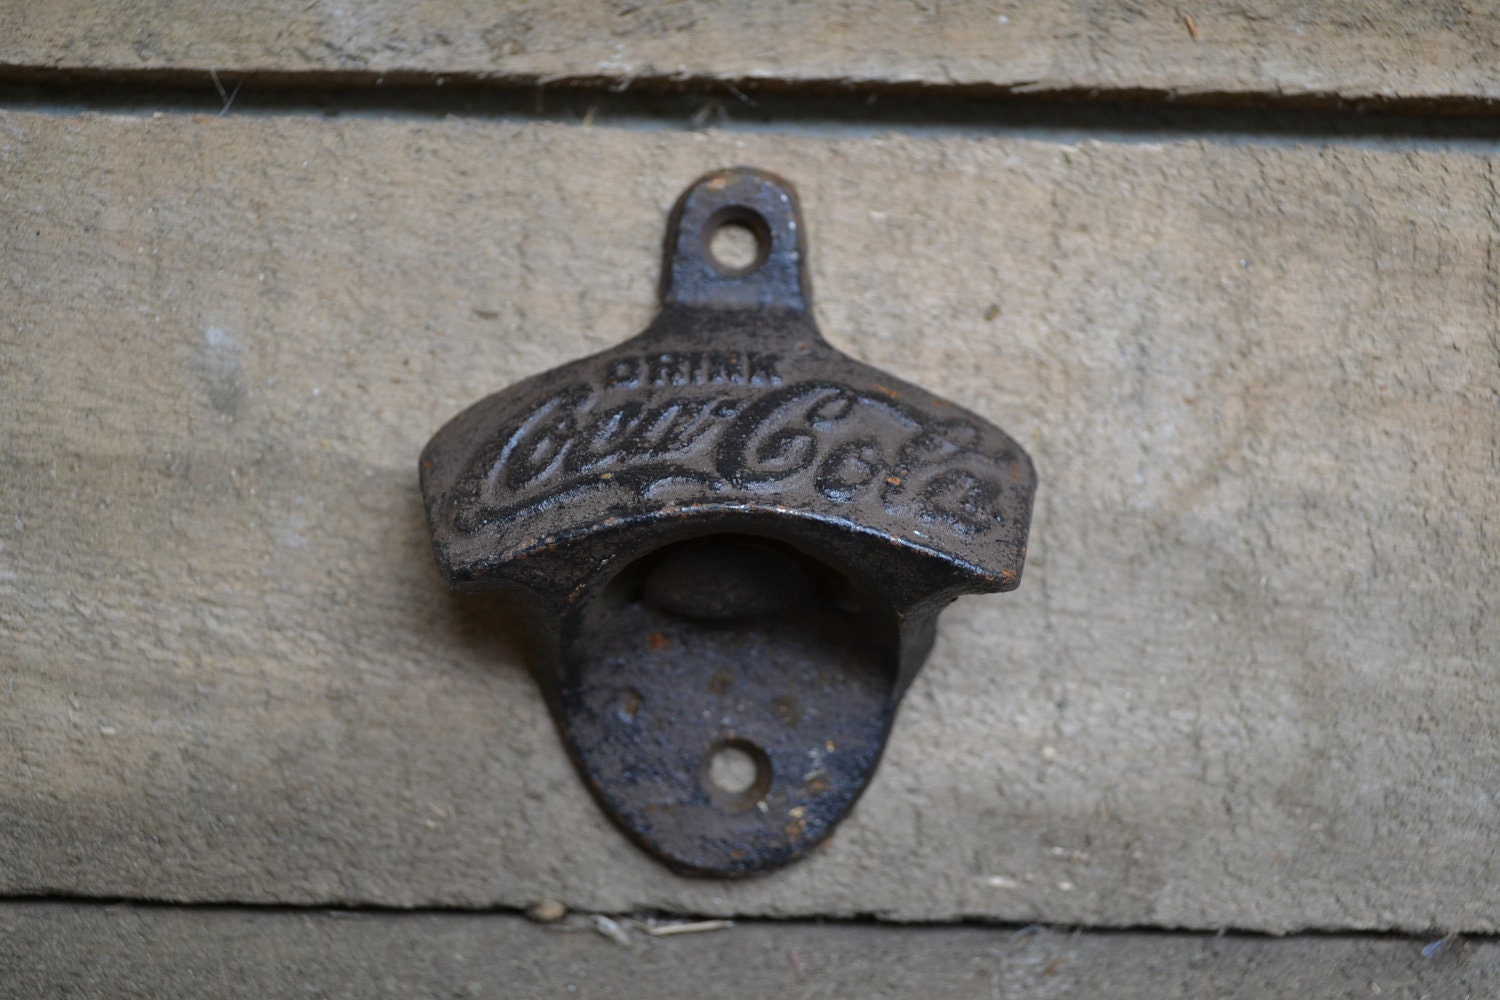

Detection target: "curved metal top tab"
[660, 168, 811, 313]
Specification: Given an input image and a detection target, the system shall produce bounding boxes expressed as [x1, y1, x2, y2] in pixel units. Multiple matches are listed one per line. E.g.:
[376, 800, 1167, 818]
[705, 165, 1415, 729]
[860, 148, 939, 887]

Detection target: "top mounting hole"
[704, 207, 771, 277]
[710, 223, 760, 272]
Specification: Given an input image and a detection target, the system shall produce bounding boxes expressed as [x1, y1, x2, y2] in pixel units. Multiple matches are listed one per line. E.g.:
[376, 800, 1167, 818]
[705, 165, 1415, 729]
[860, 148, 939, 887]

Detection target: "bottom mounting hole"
[709, 745, 757, 794]
[703, 739, 772, 809]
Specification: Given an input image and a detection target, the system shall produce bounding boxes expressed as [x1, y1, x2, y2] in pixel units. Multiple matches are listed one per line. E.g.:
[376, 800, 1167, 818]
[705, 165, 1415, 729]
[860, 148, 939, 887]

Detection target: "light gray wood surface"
[3, 903, 1493, 1000]
[2, 2, 1499, 104]
[2, 111, 1496, 932]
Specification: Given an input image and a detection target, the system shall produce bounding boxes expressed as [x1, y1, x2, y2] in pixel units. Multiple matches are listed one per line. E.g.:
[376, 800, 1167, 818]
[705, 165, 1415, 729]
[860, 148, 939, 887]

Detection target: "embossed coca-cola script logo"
[473, 356, 1021, 541]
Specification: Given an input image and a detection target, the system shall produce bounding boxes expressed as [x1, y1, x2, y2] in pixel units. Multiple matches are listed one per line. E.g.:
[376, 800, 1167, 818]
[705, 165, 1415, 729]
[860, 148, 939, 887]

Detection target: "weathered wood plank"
[1, 111, 1496, 932]
[4, 903, 1495, 999]
[2, 2, 1499, 105]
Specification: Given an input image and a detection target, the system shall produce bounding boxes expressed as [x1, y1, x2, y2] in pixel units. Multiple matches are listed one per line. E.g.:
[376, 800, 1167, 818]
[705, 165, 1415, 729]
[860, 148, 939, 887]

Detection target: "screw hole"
[703, 207, 770, 277]
[709, 223, 759, 272]
[702, 739, 772, 809]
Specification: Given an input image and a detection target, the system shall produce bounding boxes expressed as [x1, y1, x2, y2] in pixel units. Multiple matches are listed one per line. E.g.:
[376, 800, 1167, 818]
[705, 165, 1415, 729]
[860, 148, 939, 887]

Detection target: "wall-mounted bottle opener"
[420, 168, 1035, 877]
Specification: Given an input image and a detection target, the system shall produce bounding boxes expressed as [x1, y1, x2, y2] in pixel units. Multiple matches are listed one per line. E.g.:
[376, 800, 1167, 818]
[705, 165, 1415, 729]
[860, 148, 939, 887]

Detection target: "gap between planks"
[2, 68, 1500, 149]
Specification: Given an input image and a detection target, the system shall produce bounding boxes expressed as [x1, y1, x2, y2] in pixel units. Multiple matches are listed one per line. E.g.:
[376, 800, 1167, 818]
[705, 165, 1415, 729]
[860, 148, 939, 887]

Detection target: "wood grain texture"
[2, 2, 1499, 105]
[4, 903, 1495, 999]
[1, 111, 1496, 932]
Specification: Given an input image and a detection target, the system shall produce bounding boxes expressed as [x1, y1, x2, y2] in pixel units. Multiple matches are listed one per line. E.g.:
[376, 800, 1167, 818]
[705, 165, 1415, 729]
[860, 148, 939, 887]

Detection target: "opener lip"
[418, 351, 1035, 592]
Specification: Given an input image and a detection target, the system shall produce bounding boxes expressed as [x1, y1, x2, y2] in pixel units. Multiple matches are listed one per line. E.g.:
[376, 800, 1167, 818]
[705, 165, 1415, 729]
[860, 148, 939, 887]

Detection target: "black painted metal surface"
[420, 168, 1036, 876]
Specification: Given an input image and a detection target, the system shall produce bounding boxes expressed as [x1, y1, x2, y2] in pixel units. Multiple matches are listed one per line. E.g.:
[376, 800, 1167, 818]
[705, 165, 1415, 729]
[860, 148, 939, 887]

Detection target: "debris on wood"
[639, 919, 735, 937]
[1422, 932, 1459, 959]
[525, 899, 567, 924]
[1041, 957, 1070, 977]
[591, 914, 633, 946]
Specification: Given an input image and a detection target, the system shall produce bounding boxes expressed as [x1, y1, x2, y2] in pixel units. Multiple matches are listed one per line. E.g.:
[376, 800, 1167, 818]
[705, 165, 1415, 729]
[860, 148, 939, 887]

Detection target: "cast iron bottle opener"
[420, 168, 1035, 876]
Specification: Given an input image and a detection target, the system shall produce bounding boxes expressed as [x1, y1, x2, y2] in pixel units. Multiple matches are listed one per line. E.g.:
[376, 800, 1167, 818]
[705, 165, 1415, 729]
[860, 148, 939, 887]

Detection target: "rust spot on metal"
[772, 694, 801, 725]
[614, 687, 643, 722]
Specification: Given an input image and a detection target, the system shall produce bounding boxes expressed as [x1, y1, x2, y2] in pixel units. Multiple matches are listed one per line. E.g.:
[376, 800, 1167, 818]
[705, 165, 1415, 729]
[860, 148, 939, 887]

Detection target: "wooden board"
[3, 903, 1494, 999]
[2, 2, 1499, 106]
[1, 111, 1496, 933]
